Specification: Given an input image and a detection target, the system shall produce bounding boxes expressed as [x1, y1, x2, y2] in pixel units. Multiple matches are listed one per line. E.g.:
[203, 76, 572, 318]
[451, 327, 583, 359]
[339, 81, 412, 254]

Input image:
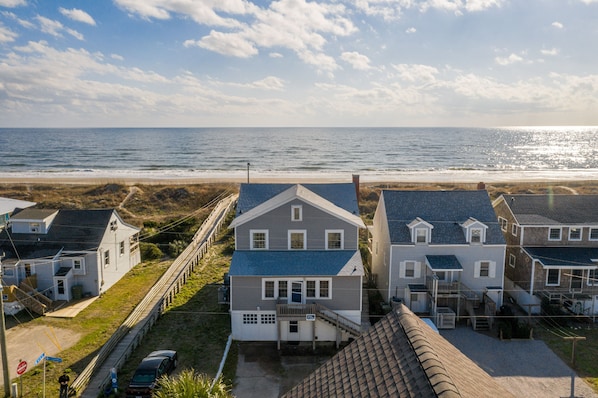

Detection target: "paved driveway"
[440, 326, 597, 398]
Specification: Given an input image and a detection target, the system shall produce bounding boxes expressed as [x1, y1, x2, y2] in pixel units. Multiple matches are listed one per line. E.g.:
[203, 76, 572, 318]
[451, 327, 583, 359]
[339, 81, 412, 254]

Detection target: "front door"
[291, 281, 303, 304]
[570, 269, 583, 292]
[54, 277, 69, 301]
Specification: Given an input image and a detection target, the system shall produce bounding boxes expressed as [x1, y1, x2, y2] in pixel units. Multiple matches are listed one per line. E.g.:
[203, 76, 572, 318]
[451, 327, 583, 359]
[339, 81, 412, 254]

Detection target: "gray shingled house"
[282, 303, 514, 398]
[493, 194, 598, 316]
[0, 207, 140, 313]
[228, 183, 366, 348]
[370, 190, 506, 330]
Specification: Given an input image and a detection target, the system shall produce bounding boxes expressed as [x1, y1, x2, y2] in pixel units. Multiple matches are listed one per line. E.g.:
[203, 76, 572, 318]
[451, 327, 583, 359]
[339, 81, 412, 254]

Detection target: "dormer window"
[407, 218, 433, 245]
[461, 218, 487, 244]
[291, 205, 302, 221]
[416, 228, 428, 244]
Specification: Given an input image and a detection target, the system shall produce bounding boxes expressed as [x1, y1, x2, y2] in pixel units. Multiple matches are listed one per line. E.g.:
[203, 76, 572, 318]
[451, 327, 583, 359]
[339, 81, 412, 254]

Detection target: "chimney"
[352, 174, 360, 203]
[477, 181, 486, 190]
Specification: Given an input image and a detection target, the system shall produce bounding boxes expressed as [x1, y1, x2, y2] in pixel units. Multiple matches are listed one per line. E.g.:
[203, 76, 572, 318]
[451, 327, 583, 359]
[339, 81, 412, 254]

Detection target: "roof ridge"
[397, 309, 462, 397]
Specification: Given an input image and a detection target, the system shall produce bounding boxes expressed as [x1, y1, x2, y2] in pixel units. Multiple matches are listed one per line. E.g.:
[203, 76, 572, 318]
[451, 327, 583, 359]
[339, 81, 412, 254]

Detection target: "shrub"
[140, 242, 163, 260]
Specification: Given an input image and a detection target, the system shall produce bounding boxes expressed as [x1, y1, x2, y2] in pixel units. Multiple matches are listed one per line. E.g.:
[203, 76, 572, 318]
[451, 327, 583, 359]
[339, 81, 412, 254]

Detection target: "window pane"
[547, 269, 559, 285]
[591, 228, 598, 240]
[479, 262, 489, 277]
[306, 280, 316, 297]
[569, 228, 581, 240]
[252, 232, 266, 249]
[319, 280, 329, 298]
[265, 281, 275, 298]
[327, 232, 342, 249]
[471, 229, 481, 243]
[549, 228, 561, 240]
[405, 262, 415, 277]
[290, 232, 305, 249]
[416, 229, 427, 243]
[278, 281, 288, 298]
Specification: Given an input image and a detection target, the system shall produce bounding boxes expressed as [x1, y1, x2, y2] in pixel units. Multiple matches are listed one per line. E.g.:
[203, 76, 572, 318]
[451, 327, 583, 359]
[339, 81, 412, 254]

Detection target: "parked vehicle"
[125, 350, 178, 398]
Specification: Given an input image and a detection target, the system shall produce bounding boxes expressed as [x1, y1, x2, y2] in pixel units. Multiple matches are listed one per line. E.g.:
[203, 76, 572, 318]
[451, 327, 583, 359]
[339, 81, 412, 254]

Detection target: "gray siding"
[235, 199, 359, 250]
[371, 197, 391, 299]
[231, 275, 362, 311]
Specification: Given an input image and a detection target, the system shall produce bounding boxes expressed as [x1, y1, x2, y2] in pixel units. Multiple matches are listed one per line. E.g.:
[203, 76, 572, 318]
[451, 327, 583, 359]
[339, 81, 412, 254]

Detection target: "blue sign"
[46, 356, 62, 363]
[111, 368, 118, 389]
[34, 353, 45, 365]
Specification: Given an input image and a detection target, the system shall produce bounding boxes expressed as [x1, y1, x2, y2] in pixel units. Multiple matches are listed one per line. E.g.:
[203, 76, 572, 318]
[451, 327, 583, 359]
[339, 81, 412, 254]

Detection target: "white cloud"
[552, 21, 564, 29]
[540, 48, 559, 56]
[59, 8, 97, 26]
[393, 63, 439, 83]
[579, 0, 598, 4]
[495, 53, 524, 66]
[36, 16, 84, 40]
[341, 51, 372, 70]
[406, 27, 417, 34]
[0, 24, 18, 43]
[242, 76, 286, 90]
[464, 0, 504, 12]
[0, 0, 26, 7]
[111, 54, 124, 61]
[187, 31, 258, 58]
[269, 52, 283, 58]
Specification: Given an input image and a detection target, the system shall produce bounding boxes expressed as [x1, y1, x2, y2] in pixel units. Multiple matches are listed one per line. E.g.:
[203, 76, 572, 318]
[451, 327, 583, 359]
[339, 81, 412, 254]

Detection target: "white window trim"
[469, 228, 484, 244]
[250, 229, 269, 250]
[262, 279, 277, 300]
[415, 228, 429, 244]
[568, 227, 582, 241]
[474, 261, 496, 278]
[72, 257, 86, 275]
[288, 230, 307, 250]
[511, 224, 518, 237]
[498, 217, 508, 232]
[548, 227, 562, 241]
[325, 229, 344, 250]
[291, 205, 302, 221]
[305, 278, 332, 299]
[587, 268, 598, 286]
[590, 227, 598, 241]
[399, 261, 421, 279]
[546, 269, 561, 286]
[103, 250, 110, 268]
[509, 254, 516, 268]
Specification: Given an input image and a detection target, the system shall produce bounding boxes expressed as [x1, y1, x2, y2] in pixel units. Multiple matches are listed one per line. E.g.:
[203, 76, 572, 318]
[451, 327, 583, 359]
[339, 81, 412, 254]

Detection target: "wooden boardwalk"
[74, 193, 237, 397]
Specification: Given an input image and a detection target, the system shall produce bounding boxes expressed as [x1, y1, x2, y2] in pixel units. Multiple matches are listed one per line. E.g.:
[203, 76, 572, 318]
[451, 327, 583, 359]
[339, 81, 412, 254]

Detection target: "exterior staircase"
[315, 304, 362, 338]
[13, 283, 53, 315]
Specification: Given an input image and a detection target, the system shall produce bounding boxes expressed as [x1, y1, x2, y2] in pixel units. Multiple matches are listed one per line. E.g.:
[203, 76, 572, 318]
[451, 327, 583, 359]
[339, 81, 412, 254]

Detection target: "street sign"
[16, 360, 27, 375]
[34, 352, 45, 365]
[46, 356, 62, 363]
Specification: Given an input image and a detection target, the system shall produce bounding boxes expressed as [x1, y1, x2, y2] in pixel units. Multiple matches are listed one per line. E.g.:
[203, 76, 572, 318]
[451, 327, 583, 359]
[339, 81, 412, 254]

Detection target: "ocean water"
[0, 126, 596, 182]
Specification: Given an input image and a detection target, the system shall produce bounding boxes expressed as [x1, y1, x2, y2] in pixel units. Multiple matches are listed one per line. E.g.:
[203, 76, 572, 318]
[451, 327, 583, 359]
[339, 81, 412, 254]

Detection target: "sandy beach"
[1, 168, 598, 186]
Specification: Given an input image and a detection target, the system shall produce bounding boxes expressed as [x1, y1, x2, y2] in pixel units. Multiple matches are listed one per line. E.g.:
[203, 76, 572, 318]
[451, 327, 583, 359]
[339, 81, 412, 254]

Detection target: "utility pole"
[0, 254, 11, 398]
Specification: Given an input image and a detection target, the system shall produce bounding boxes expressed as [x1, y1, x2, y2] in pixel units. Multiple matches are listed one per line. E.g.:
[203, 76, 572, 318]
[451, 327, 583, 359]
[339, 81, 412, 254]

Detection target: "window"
[306, 280, 316, 298]
[243, 314, 258, 324]
[24, 263, 32, 277]
[546, 269, 560, 286]
[415, 228, 428, 244]
[291, 205, 302, 221]
[569, 228, 582, 241]
[2, 268, 13, 277]
[548, 228, 561, 241]
[289, 321, 298, 333]
[499, 217, 508, 232]
[305, 279, 331, 299]
[57, 280, 65, 295]
[72, 258, 85, 275]
[261, 314, 276, 324]
[119, 241, 125, 255]
[590, 228, 598, 241]
[588, 269, 598, 286]
[474, 261, 495, 278]
[29, 222, 40, 233]
[326, 230, 343, 250]
[399, 261, 420, 279]
[470, 228, 482, 244]
[509, 254, 516, 268]
[319, 280, 329, 298]
[264, 281, 275, 298]
[251, 230, 268, 250]
[511, 224, 518, 237]
[104, 250, 110, 267]
[479, 261, 490, 277]
[278, 281, 288, 298]
[288, 230, 306, 250]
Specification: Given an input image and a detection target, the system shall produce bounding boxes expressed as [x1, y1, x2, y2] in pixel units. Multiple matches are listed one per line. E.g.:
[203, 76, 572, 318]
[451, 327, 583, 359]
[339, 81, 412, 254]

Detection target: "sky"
[0, 0, 597, 128]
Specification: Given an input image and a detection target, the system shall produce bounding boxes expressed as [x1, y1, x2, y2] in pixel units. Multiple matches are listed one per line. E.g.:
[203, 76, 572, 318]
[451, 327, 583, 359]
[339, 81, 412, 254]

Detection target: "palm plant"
[153, 369, 233, 398]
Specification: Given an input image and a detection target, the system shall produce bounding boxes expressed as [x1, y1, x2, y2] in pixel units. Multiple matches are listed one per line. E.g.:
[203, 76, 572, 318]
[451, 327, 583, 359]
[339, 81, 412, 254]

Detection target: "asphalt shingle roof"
[236, 183, 359, 216]
[229, 250, 363, 276]
[282, 304, 514, 398]
[382, 190, 505, 245]
[524, 247, 598, 268]
[426, 255, 463, 271]
[0, 209, 115, 258]
[503, 194, 598, 225]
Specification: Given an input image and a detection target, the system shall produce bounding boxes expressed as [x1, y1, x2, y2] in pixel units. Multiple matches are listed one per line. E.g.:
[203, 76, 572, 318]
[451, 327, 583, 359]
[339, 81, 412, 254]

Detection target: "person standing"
[58, 373, 70, 398]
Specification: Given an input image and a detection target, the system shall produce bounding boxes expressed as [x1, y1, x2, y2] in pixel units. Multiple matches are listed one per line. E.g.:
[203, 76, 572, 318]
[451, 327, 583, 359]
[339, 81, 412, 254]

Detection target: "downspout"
[388, 245, 393, 303]
[530, 259, 536, 297]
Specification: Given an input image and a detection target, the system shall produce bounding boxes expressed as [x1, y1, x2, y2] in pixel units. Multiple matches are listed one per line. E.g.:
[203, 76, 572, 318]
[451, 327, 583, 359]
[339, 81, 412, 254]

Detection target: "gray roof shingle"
[382, 190, 505, 245]
[282, 304, 514, 398]
[503, 194, 598, 225]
